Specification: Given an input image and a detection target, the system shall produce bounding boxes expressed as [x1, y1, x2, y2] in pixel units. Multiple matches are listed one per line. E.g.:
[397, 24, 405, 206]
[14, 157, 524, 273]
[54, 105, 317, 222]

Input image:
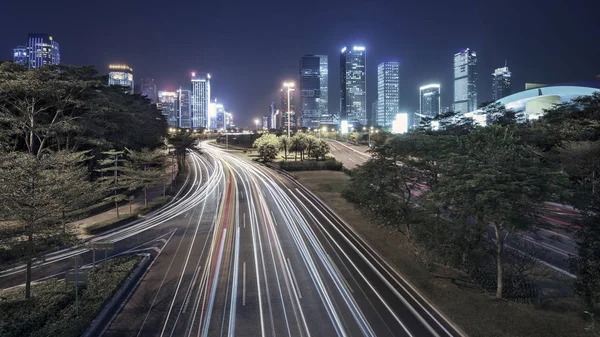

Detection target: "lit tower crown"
[108, 63, 134, 93]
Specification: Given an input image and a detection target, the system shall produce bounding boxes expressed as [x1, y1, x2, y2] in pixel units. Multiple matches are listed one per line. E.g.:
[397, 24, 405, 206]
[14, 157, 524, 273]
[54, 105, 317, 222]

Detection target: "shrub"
[280, 159, 343, 172]
[0, 256, 140, 337]
[85, 213, 138, 235]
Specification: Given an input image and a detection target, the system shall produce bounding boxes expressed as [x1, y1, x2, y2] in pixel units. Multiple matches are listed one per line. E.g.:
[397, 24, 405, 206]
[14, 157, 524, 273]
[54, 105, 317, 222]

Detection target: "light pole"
[283, 82, 295, 138]
[254, 119, 260, 132]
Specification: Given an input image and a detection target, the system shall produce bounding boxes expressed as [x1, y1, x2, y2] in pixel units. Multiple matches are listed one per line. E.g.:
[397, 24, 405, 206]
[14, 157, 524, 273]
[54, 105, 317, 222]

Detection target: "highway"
[102, 143, 463, 337]
[326, 139, 579, 275]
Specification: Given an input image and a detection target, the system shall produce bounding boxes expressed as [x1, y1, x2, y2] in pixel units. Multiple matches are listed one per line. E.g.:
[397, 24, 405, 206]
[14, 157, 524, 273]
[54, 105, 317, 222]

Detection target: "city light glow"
[419, 83, 440, 91]
[392, 113, 408, 134]
[340, 120, 349, 134]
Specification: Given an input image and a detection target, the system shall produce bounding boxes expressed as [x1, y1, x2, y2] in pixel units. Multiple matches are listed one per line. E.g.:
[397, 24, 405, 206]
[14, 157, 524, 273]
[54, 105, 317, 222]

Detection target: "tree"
[279, 135, 291, 161]
[122, 148, 165, 207]
[343, 157, 414, 234]
[290, 134, 307, 161]
[305, 135, 318, 159]
[311, 139, 330, 161]
[253, 134, 279, 162]
[97, 150, 127, 218]
[432, 126, 567, 298]
[0, 63, 103, 157]
[0, 150, 94, 299]
[54, 151, 102, 232]
[168, 131, 196, 167]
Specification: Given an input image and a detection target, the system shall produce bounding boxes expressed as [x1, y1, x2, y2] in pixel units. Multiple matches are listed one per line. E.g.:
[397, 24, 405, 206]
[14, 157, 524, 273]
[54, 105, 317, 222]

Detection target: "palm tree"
[279, 135, 290, 161]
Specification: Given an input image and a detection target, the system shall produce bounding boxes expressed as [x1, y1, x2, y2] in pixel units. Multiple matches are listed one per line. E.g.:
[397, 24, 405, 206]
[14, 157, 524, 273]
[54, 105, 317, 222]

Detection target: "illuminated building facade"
[340, 45, 367, 129]
[158, 91, 178, 127]
[191, 73, 210, 129]
[376, 61, 399, 129]
[27, 33, 60, 68]
[177, 88, 192, 129]
[13, 46, 28, 65]
[318, 55, 329, 125]
[216, 103, 225, 130]
[108, 64, 134, 93]
[453, 48, 478, 113]
[492, 65, 512, 101]
[420, 84, 441, 117]
[300, 55, 322, 128]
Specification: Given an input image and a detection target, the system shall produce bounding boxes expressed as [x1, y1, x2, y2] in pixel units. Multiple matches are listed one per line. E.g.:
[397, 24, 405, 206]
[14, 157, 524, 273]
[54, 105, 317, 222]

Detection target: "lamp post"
[283, 82, 295, 138]
[254, 119, 260, 132]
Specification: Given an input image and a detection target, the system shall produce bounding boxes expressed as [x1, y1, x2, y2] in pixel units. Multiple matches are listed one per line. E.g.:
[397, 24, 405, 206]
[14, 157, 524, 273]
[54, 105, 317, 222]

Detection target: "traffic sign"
[65, 270, 88, 286]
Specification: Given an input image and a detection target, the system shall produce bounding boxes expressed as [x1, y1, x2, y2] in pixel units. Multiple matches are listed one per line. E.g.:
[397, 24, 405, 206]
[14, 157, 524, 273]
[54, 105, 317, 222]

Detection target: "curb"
[81, 253, 152, 337]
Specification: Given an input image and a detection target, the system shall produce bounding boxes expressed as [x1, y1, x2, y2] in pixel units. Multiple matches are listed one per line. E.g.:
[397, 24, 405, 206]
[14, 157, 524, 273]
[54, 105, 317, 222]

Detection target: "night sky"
[2, 0, 599, 127]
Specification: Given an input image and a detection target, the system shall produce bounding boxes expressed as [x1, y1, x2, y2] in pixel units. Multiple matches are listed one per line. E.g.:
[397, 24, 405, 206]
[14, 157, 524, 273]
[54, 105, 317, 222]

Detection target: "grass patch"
[294, 171, 594, 337]
[0, 255, 140, 337]
[136, 196, 172, 216]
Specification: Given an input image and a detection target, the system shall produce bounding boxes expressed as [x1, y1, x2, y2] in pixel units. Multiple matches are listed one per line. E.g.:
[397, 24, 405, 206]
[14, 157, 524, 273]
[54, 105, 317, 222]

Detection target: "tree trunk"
[25, 232, 33, 299]
[144, 187, 148, 207]
[115, 198, 120, 219]
[494, 224, 504, 299]
[25, 259, 32, 299]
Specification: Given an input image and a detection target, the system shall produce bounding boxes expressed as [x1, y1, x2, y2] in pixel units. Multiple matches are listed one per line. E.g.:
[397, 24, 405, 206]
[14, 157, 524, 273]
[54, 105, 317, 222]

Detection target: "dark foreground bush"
[85, 213, 138, 235]
[0, 256, 140, 337]
[280, 159, 343, 172]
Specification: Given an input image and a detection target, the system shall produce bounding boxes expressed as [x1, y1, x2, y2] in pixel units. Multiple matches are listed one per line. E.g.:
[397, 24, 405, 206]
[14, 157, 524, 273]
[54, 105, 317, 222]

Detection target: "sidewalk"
[70, 160, 179, 239]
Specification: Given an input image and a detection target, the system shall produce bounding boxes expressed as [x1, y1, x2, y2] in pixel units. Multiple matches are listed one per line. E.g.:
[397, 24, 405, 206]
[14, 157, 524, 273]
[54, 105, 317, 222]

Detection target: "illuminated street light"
[254, 118, 260, 132]
[283, 82, 295, 138]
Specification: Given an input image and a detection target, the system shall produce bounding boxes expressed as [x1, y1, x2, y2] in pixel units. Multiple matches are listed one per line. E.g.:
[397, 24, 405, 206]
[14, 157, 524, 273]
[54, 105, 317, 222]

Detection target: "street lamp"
[283, 82, 295, 138]
[254, 119, 260, 132]
[368, 126, 374, 146]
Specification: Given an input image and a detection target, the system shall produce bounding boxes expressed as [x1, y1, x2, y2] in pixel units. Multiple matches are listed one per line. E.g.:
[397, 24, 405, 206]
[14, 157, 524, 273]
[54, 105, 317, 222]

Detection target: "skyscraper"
[215, 103, 225, 130]
[13, 46, 28, 65]
[492, 65, 512, 101]
[269, 101, 276, 129]
[191, 73, 210, 129]
[158, 91, 178, 127]
[340, 46, 367, 130]
[177, 88, 192, 129]
[300, 55, 322, 128]
[420, 84, 441, 117]
[318, 55, 329, 124]
[108, 64, 134, 93]
[376, 61, 400, 129]
[27, 33, 60, 68]
[453, 48, 478, 113]
[280, 85, 296, 128]
[141, 78, 158, 104]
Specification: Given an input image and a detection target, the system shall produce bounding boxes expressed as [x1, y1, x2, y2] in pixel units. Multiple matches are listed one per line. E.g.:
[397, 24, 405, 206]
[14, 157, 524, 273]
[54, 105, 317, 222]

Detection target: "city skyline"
[1, 0, 599, 126]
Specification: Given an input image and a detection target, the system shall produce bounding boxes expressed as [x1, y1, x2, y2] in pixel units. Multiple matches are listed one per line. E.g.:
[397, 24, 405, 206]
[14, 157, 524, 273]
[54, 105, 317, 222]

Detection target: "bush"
[136, 196, 172, 216]
[280, 159, 343, 172]
[85, 213, 138, 235]
[0, 256, 140, 337]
